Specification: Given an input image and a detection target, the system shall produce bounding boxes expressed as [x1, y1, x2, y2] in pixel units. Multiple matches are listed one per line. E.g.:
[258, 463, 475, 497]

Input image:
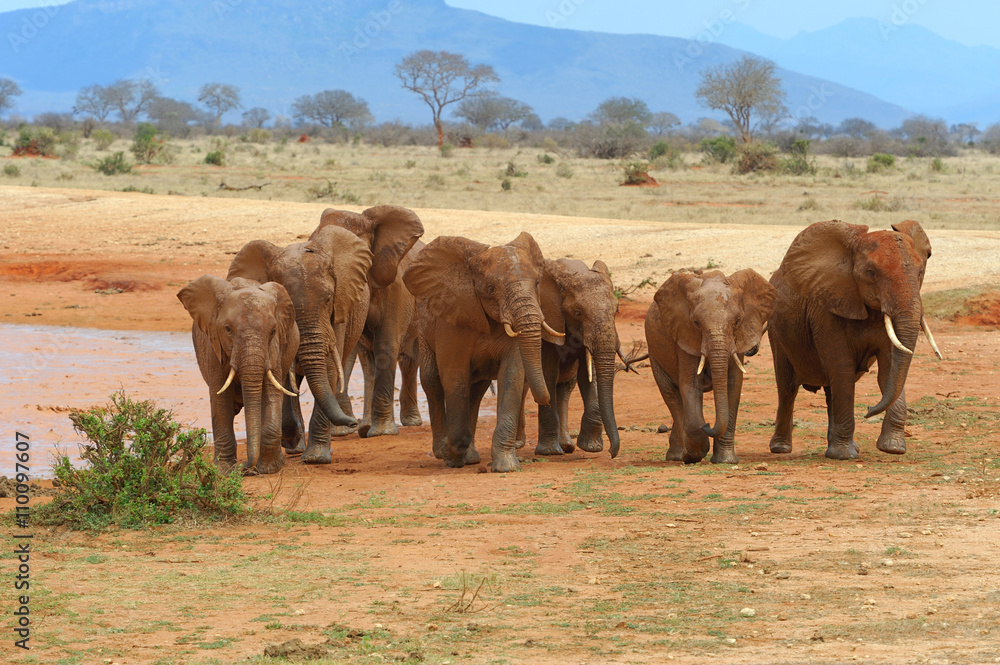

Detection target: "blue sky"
[2, 0, 999, 48]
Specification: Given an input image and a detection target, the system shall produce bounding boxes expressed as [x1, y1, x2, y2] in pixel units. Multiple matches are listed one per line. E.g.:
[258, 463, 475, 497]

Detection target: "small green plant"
[648, 140, 671, 160]
[614, 276, 654, 299]
[204, 150, 226, 166]
[131, 123, 164, 164]
[537, 153, 555, 164]
[555, 162, 574, 178]
[120, 185, 155, 194]
[780, 139, 816, 175]
[404, 159, 417, 169]
[867, 153, 895, 173]
[930, 156, 947, 173]
[35, 391, 247, 530]
[500, 177, 512, 191]
[439, 143, 454, 158]
[3, 163, 20, 178]
[733, 142, 778, 174]
[505, 161, 527, 178]
[92, 151, 134, 176]
[797, 196, 820, 212]
[700, 135, 738, 164]
[91, 128, 115, 151]
[12, 127, 57, 157]
[425, 174, 445, 189]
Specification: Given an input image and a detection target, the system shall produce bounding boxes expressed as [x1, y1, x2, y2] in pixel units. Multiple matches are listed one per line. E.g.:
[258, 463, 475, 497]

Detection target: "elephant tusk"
[696, 354, 706, 375]
[586, 348, 594, 383]
[542, 319, 565, 337]
[732, 352, 747, 374]
[884, 314, 914, 355]
[922, 317, 943, 360]
[268, 370, 298, 397]
[217, 368, 236, 395]
[761, 321, 768, 335]
[335, 356, 345, 393]
[504, 322, 519, 338]
[288, 370, 306, 395]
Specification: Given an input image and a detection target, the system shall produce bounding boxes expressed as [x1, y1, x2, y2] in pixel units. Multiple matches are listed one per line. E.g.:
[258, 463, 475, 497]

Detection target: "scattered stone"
[263, 638, 329, 661]
[907, 612, 918, 620]
[881, 559, 894, 567]
[740, 607, 756, 617]
[426, 624, 438, 632]
[863, 598, 877, 606]
[927, 608, 937, 615]
[657, 424, 670, 433]
[754, 463, 768, 471]
[858, 565, 869, 576]
[775, 571, 790, 580]
[810, 634, 825, 642]
[801, 594, 811, 600]
[432, 581, 441, 588]
[588, 576, 598, 585]
[921, 530, 932, 535]
[777, 612, 789, 621]
[725, 638, 737, 645]
[294, 609, 306, 616]
[899, 532, 913, 538]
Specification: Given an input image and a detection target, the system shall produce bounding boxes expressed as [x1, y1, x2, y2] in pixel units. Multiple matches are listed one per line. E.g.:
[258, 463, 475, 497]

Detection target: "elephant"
[533, 258, 625, 458]
[177, 275, 299, 474]
[403, 232, 565, 472]
[767, 220, 942, 460]
[644, 269, 775, 464]
[313, 205, 425, 438]
[227, 225, 373, 464]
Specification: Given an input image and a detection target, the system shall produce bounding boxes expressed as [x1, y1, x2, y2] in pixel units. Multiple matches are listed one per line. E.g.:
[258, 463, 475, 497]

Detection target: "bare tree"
[292, 90, 372, 130]
[454, 93, 532, 133]
[648, 111, 681, 136]
[950, 122, 980, 146]
[695, 55, 786, 144]
[73, 84, 115, 123]
[198, 83, 242, 127]
[395, 50, 499, 147]
[147, 97, 204, 137]
[0, 78, 22, 117]
[105, 79, 159, 124]
[242, 107, 271, 128]
[836, 117, 877, 138]
[589, 96, 651, 127]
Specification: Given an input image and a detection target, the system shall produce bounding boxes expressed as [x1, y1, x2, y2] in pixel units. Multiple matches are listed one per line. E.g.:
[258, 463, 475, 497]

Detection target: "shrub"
[500, 177, 512, 191]
[92, 129, 114, 151]
[92, 151, 133, 175]
[867, 153, 895, 173]
[243, 128, 271, 144]
[35, 392, 247, 530]
[505, 161, 527, 178]
[649, 140, 671, 160]
[854, 194, 907, 212]
[733, 142, 778, 174]
[780, 140, 816, 175]
[3, 163, 20, 178]
[555, 163, 574, 179]
[12, 128, 58, 157]
[131, 123, 164, 164]
[537, 153, 555, 164]
[620, 161, 657, 185]
[439, 143, 454, 158]
[205, 150, 226, 166]
[574, 122, 647, 159]
[700, 135, 738, 164]
[930, 157, 947, 173]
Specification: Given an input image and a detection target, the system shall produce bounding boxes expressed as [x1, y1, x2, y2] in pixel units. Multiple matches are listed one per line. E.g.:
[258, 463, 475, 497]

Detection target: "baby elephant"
[178, 275, 299, 474]
[644, 270, 775, 464]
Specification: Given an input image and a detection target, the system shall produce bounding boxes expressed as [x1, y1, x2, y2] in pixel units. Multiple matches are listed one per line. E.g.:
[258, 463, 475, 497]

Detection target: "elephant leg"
[557, 380, 575, 454]
[710, 361, 743, 465]
[420, 350, 448, 460]
[824, 368, 859, 460]
[650, 358, 685, 461]
[210, 390, 239, 472]
[679, 354, 710, 464]
[255, 387, 286, 474]
[769, 346, 799, 454]
[535, 347, 565, 456]
[443, 383, 475, 468]
[464, 380, 491, 465]
[332, 344, 359, 437]
[365, 325, 403, 438]
[491, 351, 525, 473]
[575, 359, 605, 453]
[515, 389, 527, 450]
[303, 362, 340, 464]
[398, 337, 422, 427]
[355, 346, 381, 438]
[281, 374, 306, 455]
[875, 349, 907, 454]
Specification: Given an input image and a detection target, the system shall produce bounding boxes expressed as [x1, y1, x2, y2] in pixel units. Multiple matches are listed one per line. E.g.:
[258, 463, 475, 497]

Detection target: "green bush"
[700, 135, 738, 164]
[131, 123, 164, 164]
[3, 163, 20, 178]
[780, 140, 816, 175]
[204, 150, 226, 166]
[930, 157, 947, 173]
[92, 151, 133, 176]
[537, 153, 555, 164]
[867, 153, 896, 173]
[35, 392, 247, 530]
[555, 162, 574, 179]
[649, 140, 671, 160]
[505, 161, 527, 178]
[12, 127, 58, 157]
[733, 142, 778, 174]
[91, 129, 115, 151]
[242, 128, 271, 144]
[620, 161, 656, 185]
[501, 177, 512, 191]
[439, 143, 454, 158]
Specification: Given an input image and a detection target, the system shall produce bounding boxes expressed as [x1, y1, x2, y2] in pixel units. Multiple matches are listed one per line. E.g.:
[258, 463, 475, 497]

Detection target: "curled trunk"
[865, 314, 920, 418]
[298, 335, 356, 427]
[701, 335, 730, 440]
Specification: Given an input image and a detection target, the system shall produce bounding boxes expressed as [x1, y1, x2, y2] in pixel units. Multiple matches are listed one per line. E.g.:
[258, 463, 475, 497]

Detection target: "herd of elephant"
[177, 205, 943, 475]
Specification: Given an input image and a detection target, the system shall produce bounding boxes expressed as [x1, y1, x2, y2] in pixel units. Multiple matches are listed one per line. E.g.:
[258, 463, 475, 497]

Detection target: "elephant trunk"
[298, 331, 356, 428]
[701, 334, 731, 440]
[865, 311, 920, 418]
[234, 348, 267, 471]
[509, 295, 549, 406]
[592, 344, 620, 458]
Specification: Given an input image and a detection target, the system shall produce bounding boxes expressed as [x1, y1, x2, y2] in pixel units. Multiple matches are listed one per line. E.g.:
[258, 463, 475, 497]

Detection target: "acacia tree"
[588, 96, 651, 127]
[242, 107, 271, 128]
[198, 83, 242, 127]
[0, 78, 22, 118]
[454, 93, 533, 133]
[73, 84, 115, 123]
[104, 79, 159, 124]
[395, 50, 499, 147]
[648, 111, 681, 136]
[292, 90, 372, 129]
[695, 55, 786, 144]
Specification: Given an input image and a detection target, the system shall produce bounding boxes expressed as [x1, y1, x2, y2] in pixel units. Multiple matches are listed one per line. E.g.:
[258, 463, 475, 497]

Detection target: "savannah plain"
[2, 139, 1000, 664]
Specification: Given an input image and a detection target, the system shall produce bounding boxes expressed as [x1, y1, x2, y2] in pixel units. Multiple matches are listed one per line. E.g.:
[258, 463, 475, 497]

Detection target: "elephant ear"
[259, 281, 298, 363]
[653, 272, 703, 357]
[227, 239, 282, 283]
[308, 226, 374, 326]
[781, 220, 869, 320]
[506, 231, 545, 273]
[892, 220, 932, 262]
[363, 205, 425, 289]
[403, 236, 491, 334]
[177, 274, 232, 364]
[729, 269, 777, 354]
[539, 260, 566, 337]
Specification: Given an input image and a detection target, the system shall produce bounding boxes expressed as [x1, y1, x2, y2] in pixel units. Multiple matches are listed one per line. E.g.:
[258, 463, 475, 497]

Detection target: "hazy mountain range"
[0, 0, 992, 128]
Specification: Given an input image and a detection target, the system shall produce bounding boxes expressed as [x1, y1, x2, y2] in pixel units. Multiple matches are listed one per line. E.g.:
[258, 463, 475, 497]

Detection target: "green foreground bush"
[36, 392, 247, 529]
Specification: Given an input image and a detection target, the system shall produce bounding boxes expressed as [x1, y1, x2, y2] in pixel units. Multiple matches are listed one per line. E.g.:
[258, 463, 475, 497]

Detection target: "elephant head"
[779, 219, 936, 418]
[539, 258, 622, 457]
[177, 275, 298, 470]
[227, 226, 373, 428]
[655, 269, 775, 440]
[403, 231, 563, 406]
[314, 205, 424, 289]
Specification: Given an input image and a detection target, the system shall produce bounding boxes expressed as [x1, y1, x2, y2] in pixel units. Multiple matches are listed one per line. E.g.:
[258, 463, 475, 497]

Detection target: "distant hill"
[1, 0, 912, 127]
[720, 18, 1000, 126]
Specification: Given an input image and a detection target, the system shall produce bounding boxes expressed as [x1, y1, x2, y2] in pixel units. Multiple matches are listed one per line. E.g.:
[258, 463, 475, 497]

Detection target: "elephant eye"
[224, 324, 232, 334]
[574, 309, 583, 318]
[269, 327, 277, 339]
[487, 284, 497, 296]
[734, 316, 742, 328]
[866, 268, 876, 279]
[693, 320, 701, 329]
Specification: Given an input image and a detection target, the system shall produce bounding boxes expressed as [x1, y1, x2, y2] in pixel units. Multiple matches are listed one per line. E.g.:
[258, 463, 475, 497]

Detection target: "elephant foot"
[769, 436, 793, 454]
[253, 450, 286, 475]
[824, 440, 860, 460]
[464, 445, 481, 465]
[331, 424, 358, 437]
[432, 438, 447, 460]
[282, 433, 306, 455]
[400, 411, 423, 427]
[559, 436, 576, 454]
[876, 432, 906, 455]
[664, 437, 685, 461]
[534, 437, 565, 456]
[682, 450, 707, 464]
[301, 444, 332, 465]
[215, 456, 239, 474]
[360, 418, 400, 439]
[514, 436, 526, 449]
[710, 445, 739, 465]
[490, 448, 522, 473]
[576, 429, 604, 453]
